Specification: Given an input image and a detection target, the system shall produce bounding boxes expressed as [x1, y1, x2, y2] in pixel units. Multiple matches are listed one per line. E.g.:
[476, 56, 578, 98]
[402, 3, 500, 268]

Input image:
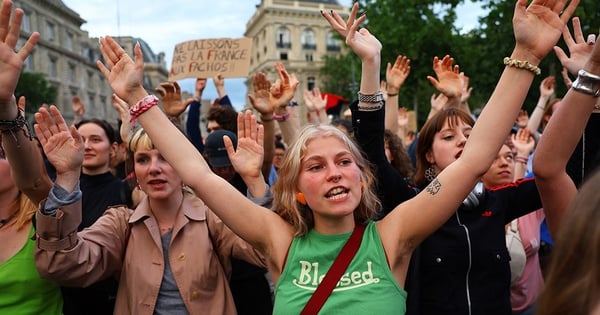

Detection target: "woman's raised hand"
[511, 0, 579, 65]
[0, 0, 39, 111]
[321, 2, 381, 61]
[34, 106, 83, 181]
[97, 36, 145, 105]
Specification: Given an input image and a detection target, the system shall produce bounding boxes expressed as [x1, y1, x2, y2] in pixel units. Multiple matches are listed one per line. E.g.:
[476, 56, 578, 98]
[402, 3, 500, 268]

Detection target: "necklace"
[0, 210, 18, 229]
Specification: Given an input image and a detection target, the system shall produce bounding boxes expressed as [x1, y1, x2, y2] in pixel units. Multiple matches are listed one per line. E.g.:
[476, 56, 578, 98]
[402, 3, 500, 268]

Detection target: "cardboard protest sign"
[169, 37, 252, 81]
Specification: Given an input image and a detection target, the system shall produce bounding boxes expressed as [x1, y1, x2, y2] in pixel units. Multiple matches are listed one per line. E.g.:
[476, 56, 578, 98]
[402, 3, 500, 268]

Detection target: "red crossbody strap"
[300, 222, 367, 315]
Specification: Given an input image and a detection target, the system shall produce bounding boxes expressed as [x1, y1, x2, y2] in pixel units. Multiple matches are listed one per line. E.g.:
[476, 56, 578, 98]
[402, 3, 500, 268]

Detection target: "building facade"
[15, 0, 168, 123]
[244, 0, 347, 121]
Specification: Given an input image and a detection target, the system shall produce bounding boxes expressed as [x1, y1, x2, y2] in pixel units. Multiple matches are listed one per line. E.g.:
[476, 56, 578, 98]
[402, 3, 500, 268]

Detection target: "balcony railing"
[276, 42, 291, 49]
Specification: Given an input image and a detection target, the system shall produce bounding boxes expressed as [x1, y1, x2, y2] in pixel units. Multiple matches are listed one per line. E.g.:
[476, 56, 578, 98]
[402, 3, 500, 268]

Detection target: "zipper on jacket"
[455, 212, 473, 315]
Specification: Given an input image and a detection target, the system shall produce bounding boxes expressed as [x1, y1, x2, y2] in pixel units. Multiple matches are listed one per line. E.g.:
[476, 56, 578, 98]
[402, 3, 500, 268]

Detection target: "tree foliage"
[320, 0, 600, 128]
[15, 71, 58, 116]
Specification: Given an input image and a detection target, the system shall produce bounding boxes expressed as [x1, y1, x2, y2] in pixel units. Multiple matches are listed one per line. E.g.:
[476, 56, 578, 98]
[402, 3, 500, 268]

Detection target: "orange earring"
[296, 192, 307, 205]
[360, 181, 364, 188]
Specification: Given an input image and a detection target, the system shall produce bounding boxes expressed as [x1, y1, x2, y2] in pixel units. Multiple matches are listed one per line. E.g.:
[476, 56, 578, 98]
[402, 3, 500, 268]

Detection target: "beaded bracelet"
[273, 111, 290, 122]
[0, 108, 32, 146]
[503, 57, 541, 76]
[129, 95, 159, 124]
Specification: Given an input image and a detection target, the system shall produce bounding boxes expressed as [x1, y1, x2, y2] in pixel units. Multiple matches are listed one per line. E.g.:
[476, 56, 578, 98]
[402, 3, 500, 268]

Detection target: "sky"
[61, 0, 483, 110]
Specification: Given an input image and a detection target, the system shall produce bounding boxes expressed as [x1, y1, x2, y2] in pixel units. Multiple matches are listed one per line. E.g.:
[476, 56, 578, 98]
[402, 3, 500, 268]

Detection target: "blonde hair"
[12, 192, 37, 231]
[272, 124, 380, 236]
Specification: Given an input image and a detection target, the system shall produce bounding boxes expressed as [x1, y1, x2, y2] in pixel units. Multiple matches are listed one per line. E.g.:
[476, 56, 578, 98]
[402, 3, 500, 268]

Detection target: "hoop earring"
[425, 165, 437, 182]
[296, 192, 307, 205]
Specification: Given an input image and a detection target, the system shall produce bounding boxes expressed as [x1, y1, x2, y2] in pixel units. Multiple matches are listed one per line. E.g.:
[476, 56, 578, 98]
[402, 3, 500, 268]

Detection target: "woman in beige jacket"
[32, 125, 266, 315]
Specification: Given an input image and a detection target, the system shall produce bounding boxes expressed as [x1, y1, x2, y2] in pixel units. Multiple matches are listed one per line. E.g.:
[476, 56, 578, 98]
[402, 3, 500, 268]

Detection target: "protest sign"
[169, 37, 252, 80]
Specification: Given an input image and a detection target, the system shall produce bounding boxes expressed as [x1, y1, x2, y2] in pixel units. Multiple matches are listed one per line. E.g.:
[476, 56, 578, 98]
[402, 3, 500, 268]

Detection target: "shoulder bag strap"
[300, 222, 366, 315]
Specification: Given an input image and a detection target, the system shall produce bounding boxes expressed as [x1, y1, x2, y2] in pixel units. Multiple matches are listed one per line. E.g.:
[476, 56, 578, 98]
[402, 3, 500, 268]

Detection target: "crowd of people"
[1, 0, 599, 314]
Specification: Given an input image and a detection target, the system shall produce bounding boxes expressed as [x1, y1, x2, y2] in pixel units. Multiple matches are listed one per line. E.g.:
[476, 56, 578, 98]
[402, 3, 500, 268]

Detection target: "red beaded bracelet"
[129, 95, 159, 124]
[273, 110, 290, 122]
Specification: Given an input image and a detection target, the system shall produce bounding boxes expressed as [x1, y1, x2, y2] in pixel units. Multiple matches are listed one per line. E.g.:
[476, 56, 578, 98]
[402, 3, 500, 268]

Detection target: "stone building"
[244, 0, 348, 121]
[15, 0, 167, 123]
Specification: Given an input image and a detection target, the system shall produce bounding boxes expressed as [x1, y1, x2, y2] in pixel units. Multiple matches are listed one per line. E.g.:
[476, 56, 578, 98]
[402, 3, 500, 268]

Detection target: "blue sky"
[61, 0, 484, 110]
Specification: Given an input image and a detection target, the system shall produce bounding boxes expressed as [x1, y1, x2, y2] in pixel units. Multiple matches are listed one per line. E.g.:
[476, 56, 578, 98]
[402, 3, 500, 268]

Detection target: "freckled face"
[297, 136, 362, 221]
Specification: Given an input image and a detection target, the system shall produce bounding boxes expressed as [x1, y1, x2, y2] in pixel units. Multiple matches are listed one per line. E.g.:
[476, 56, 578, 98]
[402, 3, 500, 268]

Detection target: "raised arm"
[96, 36, 292, 263]
[71, 96, 85, 126]
[247, 72, 275, 179]
[512, 128, 535, 181]
[269, 62, 300, 146]
[384, 55, 411, 134]
[527, 76, 555, 136]
[427, 55, 463, 109]
[534, 19, 600, 237]
[156, 81, 187, 128]
[227, 110, 268, 200]
[381, 0, 579, 253]
[0, 1, 49, 203]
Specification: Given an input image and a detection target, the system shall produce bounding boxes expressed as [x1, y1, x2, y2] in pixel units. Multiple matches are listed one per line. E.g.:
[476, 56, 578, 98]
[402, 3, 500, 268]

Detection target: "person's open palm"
[512, 0, 578, 64]
[156, 81, 187, 117]
[34, 105, 83, 175]
[97, 35, 144, 100]
[225, 110, 264, 179]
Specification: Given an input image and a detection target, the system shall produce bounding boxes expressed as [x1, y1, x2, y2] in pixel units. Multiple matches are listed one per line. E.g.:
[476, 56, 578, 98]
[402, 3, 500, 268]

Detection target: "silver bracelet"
[357, 102, 384, 112]
[357, 91, 384, 103]
[571, 69, 600, 97]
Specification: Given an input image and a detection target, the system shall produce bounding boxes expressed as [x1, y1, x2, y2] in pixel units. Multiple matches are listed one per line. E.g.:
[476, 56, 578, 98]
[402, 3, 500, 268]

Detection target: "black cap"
[204, 130, 237, 167]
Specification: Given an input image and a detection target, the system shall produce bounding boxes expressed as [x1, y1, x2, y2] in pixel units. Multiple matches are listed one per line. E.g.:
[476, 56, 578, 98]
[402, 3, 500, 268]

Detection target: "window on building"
[46, 22, 55, 41]
[280, 52, 288, 60]
[69, 63, 76, 82]
[66, 32, 74, 51]
[49, 58, 57, 78]
[301, 29, 316, 50]
[307, 77, 316, 91]
[305, 53, 313, 62]
[22, 12, 31, 33]
[24, 56, 32, 71]
[276, 27, 291, 49]
[87, 71, 94, 88]
[327, 31, 341, 52]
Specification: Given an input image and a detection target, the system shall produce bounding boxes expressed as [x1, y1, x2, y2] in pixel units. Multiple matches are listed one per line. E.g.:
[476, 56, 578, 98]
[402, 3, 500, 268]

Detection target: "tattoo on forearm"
[426, 179, 441, 195]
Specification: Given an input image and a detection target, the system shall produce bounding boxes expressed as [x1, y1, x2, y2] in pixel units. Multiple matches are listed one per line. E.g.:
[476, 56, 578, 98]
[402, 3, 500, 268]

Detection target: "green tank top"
[273, 221, 407, 314]
[0, 225, 63, 314]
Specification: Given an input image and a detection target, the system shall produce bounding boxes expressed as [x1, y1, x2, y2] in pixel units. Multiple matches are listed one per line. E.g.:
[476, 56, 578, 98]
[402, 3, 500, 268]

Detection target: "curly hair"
[271, 124, 380, 236]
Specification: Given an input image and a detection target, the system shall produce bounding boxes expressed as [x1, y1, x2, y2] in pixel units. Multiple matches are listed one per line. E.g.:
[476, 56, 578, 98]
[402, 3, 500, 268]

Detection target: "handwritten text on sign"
[168, 37, 252, 81]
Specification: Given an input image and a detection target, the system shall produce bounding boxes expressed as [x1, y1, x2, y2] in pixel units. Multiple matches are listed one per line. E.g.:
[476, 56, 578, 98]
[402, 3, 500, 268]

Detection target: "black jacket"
[351, 103, 542, 315]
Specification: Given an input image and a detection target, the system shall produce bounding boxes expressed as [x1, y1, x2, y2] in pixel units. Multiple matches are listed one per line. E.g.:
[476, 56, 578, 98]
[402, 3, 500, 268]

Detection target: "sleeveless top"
[273, 221, 407, 314]
[0, 225, 63, 314]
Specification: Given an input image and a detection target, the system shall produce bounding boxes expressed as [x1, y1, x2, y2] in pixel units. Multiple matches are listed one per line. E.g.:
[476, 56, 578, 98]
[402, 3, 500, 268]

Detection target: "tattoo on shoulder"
[426, 179, 441, 195]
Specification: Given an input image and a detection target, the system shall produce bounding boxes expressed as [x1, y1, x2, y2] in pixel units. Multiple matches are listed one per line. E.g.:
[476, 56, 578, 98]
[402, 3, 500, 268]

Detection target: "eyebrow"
[303, 151, 352, 163]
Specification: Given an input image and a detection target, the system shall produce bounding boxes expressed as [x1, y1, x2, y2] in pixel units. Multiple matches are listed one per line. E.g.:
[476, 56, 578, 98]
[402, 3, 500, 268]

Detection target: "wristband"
[571, 69, 600, 97]
[357, 91, 384, 103]
[129, 95, 159, 123]
[273, 111, 290, 122]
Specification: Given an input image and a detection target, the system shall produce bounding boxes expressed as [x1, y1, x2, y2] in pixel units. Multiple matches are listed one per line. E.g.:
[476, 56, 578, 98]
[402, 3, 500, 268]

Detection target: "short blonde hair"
[272, 124, 380, 236]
